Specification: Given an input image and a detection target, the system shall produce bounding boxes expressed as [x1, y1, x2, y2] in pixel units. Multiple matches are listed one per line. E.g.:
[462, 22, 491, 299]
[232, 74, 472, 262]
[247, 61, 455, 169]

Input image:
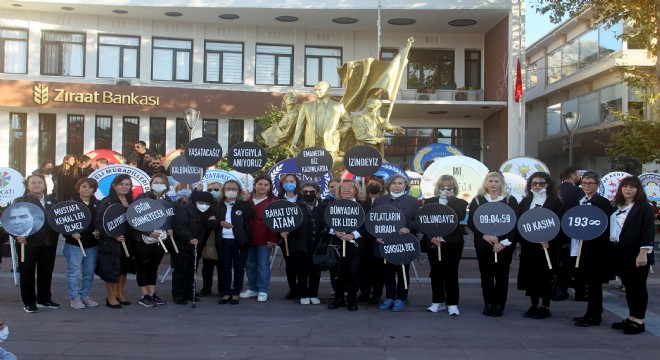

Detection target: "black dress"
[94, 196, 135, 283]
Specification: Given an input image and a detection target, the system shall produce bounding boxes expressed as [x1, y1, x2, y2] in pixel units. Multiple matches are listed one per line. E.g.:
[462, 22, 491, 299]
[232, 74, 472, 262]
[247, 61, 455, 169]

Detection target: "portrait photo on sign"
[1, 202, 45, 236]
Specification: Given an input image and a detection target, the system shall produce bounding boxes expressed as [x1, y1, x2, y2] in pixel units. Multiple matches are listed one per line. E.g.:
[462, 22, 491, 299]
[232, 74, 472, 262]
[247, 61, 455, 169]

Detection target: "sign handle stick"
[9, 237, 18, 286]
[402, 264, 408, 290]
[20, 243, 25, 263]
[494, 251, 498, 263]
[384, 258, 386, 264]
[121, 241, 130, 257]
[283, 233, 289, 257]
[169, 235, 180, 253]
[158, 238, 169, 253]
[77, 239, 87, 257]
[543, 247, 552, 269]
[342, 240, 346, 257]
[575, 240, 583, 268]
[438, 245, 442, 261]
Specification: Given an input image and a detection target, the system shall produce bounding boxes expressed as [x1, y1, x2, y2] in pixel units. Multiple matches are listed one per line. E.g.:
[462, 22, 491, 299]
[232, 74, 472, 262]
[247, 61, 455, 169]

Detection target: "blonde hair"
[434, 175, 460, 197]
[340, 179, 366, 201]
[477, 172, 509, 197]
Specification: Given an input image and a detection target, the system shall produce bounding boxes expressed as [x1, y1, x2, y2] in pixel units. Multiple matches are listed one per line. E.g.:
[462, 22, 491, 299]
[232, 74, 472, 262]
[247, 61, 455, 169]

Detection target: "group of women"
[10, 165, 655, 335]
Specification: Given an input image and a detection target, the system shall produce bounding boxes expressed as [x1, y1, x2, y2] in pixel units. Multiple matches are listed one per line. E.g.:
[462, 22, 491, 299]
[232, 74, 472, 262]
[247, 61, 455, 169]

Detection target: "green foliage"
[254, 103, 296, 174]
[606, 114, 660, 163]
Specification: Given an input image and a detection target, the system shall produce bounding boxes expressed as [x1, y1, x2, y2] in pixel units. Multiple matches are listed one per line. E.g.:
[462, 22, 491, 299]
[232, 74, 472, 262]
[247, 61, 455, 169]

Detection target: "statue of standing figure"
[350, 96, 404, 154]
[262, 91, 300, 150]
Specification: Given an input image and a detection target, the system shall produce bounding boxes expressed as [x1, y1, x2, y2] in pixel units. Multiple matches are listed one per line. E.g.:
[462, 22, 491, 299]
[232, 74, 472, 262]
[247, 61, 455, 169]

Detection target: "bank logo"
[33, 84, 49, 105]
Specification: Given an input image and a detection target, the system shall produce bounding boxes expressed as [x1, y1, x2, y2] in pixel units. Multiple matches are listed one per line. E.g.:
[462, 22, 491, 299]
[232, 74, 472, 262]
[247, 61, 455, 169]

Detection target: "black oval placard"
[296, 147, 333, 178]
[561, 205, 608, 241]
[102, 203, 128, 238]
[184, 137, 223, 168]
[227, 142, 267, 173]
[169, 154, 205, 184]
[262, 200, 304, 232]
[159, 199, 175, 230]
[0, 202, 46, 237]
[416, 203, 459, 237]
[472, 201, 517, 236]
[343, 145, 383, 177]
[365, 205, 405, 238]
[517, 207, 561, 243]
[46, 200, 92, 235]
[324, 199, 365, 233]
[125, 198, 168, 232]
[379, 233, 420, 265]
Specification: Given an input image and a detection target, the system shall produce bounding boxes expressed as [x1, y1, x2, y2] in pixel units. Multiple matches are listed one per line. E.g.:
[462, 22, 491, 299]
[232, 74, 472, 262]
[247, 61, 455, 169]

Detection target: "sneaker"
[257, 292, 268, 302]
[239, 290, 259, 299]
[70, 298, 85, 310]
[378, 299, 395, 310]
[392, 299, 405, 312]
[24, 304, 38, 313]
[81, 297, 99, 307]
[151, 293, 166, 305]
[448, 305, 460, 316]
[37, 300, 60, 309]
[310, 297, 321, 305]
[300, 297, 311, 305]
[426, 303, 446, 313]
[139, 295, 157, 307]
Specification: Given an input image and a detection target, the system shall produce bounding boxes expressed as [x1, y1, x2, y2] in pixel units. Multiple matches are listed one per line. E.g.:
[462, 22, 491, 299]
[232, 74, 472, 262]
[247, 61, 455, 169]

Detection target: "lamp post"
[562, 111, 580, 166]
[183, 107, 200, 142]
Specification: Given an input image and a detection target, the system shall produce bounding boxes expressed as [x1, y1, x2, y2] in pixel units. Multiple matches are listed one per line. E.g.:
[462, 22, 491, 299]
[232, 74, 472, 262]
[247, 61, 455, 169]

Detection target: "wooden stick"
[575, 240, 583, 268]
[342, 239, 346, 257]
[158, 238, 169, 253]
[169, 234, 179, 253]
[121, 241, 130, 257]
[283, 233, 289, 256]
[543, 247, 553, 269]
[77, 239, 87, 257]
[402, 264, 408, 290]
[494, 251, 498, 263]
[438, 244, 442, 261]
[21, 243, 25, 263]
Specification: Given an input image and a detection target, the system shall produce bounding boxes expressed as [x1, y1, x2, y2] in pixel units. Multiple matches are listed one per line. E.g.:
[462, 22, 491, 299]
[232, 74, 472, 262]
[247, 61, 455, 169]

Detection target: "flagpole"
[377, 0, 382, 59]
[384, 38, 414, 124]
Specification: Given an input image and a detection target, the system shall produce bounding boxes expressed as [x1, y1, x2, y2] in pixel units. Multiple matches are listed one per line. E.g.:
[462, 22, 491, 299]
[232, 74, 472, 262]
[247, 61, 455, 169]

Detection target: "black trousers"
[201, 259, 221, 292]
[475, 246, 513, 306]
[20, 244, 57, 306]
[359, 245, 384, 299]
[279, 243, 297, 293]
[619, 264, 650, 319]
[292, 251, 320, 298]
[384, 263, 410, 301]
[133, 241, 165, 287]
[335, 253, 361, 301]
[171, 254, 196, 301]
[428, 242, 463, 305]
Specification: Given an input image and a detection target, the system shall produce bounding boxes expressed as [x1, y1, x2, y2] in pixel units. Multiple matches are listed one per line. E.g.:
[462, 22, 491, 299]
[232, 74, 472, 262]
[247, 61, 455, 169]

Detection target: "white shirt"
[222, 201, 235, 239]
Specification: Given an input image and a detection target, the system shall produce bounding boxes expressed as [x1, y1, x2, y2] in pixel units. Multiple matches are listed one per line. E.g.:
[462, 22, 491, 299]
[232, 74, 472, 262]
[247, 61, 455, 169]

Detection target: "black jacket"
[614, 201, 655, 268]
[63, 194, 99, 248]
[12, 194, 59, 247]
[173, 202, 218, 258]
[327, 199, 372, 258]
[213, 198, 255, 248]
[421, 196, 468, 247]
[468, 195, 519, 254]
[558, 182, 585, 211]
[577, 193, 614, 281]
[289, 200, 328, 253]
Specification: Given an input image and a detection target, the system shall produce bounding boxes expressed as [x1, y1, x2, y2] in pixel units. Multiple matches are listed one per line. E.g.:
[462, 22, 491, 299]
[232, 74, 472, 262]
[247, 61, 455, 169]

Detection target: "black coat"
[577, 193, 614, 281]
[421, 196, 468, 250]
[63, 194, 99, 248]
[558, 182, 584, 211]
[289, 200, 327, 253]
[613, 201, 656, 269]
[172, 202, 218, 258]
[12, 194, 59, 247]
[213, 199, 255, 248]
[327, 199, 372, 258]
[468, 195, 519, 255]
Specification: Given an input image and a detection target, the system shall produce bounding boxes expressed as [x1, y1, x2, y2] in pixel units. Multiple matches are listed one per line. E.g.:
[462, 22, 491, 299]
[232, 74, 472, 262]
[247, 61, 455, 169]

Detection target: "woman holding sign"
[468, 172, 519, 317]
[423, 175, 468, 315]
[13, 174, 59, 313]
[94, 174, 135, 309]
[609, 176, 655, 334]
[63, 178, 100, 309]
[278, 173, 301, 299]
[517, 172, 563, 319]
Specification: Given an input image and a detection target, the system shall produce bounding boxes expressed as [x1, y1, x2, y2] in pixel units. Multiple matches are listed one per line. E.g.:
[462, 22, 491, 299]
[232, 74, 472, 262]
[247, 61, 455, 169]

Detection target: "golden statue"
[262, 91, 299, 149]
[350, 96, 404, 154]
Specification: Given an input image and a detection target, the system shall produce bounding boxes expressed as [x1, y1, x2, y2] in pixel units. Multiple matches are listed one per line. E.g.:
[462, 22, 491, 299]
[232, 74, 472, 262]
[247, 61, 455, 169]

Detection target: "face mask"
[177, 189, 191, 197]
[283, 183, 296, 193]
[390, 191, 405, 198]
[367, 185, 382, 195]
[440, 190, 449, 199]
[152, 184, 167, 193]
[196, 203, 210, 212]
[532, 188, 547, 196]
[210, 190, 221, 199]
[224, 191, 238, 199]
[302, 193, 317, 202]
[0, 325, 8, 343]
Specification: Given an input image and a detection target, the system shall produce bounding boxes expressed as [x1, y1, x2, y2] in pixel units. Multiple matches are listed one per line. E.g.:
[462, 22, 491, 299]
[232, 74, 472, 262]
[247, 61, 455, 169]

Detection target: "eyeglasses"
[302, 190, 317, 194]
[209, 188, 221, 192]
[340, 186, 356, 191]
[531, 181, 547, 187]
[581, 182, 598, 186]
[439, 187, 454, 191]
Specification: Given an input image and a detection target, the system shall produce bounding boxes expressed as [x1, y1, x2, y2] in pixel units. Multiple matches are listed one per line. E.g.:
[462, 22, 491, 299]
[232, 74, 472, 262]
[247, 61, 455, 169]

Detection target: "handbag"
[312, 239, 339, 271]
[201, 230, 218, 261]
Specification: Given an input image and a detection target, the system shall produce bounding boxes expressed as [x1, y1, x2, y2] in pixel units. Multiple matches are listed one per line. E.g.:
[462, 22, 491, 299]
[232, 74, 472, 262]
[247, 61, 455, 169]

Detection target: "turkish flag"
[514, 58, 523, 102]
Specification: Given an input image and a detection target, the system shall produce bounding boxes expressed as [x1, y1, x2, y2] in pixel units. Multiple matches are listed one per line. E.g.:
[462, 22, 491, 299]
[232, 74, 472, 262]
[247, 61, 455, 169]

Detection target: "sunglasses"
[581, 182, 598, 186]
[439, 187, 454, 191]
[209, 187, 221, 191]
[302, 190, 317, 194]
[531, 181, 547, 187]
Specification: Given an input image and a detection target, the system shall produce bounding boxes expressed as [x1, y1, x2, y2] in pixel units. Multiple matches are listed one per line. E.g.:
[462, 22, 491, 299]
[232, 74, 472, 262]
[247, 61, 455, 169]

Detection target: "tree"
[532, 0, 660, 164]
[253, 103, 296, 174]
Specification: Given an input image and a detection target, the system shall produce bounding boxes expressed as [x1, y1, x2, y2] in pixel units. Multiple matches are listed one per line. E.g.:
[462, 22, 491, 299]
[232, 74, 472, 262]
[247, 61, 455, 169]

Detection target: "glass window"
[407, 49, 455, 91]
[202, 119, 218, 140]
[383, 128, 481, 164]
[122, 116, 140, 157]
[578, 29, 599, 69]
[256, 44, 293, 86]
[525, 62, 538, 89]
[205, 41, 243, 84]
[628, 86, 646, 118]
[152, 38, 192, 81]
[547, 50, 562, 84]
[546, 103, 562, 136]
[437, 128, 481, 160]
[228, 119, 244, 148]
[464, 50, 481, 89]
[67, 114, 84, 156]
[95, 115, 112, 149]
[9, 113, 27, 175]
[599, 21, 622, 59]
[98, 35, 139, 78]
[578, 92, 599, 127]
[38, 113, 56, 166]
[599, 83, 622, 123]
[381, 48, 397, 62]
[41, 31, 85, 76]
[175, 118, 189, 149]
[1, 28, 28, 74]
[305, 46, 341, 87]
[561, 40, 579, 77]
[150, 117, 166, 156]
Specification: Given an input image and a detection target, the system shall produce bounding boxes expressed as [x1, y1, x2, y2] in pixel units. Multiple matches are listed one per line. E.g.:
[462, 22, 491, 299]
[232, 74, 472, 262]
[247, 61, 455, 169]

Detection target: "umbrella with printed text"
[84, 149, 127, 168]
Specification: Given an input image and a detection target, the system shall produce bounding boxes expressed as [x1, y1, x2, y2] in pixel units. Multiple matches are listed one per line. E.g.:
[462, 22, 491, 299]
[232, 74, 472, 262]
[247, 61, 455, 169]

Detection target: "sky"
[526, 4, 557, 46]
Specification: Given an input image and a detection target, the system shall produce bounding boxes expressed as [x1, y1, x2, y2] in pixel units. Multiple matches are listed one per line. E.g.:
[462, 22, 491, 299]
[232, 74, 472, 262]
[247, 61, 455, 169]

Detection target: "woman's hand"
[72, 233, 81, 241]
[115, 235, 125, 242]
[540, 242, 549, 249]
[431, 237, 442, 247]
[399, 227, 410, 235]
[376, 238, 384, 244]
[493, 242, 505, 253]
[16, 236, 27, 244]
[483, 235, 498, 246]
[266, 242, 276, 249]
[636, 251, 648, 267]
[149, 231, 161, 238]
[220, 221, 233, 229]
[190, 238, 198, 246]
[167, 229, 173, 237]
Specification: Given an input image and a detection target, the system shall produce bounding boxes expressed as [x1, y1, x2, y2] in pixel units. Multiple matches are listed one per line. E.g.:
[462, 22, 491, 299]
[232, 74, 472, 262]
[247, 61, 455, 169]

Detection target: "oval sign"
[102, 203, 128, 238]
[169, 154, 205, 184]
[296, 147, 333, 178]
[0, 202, 46, 236]
[0, 167, 27, 205]
[472, 201, 517, 236]
[324, 199, 365, 233]
[365, 205, 405, 238]
[262, 200, 304, 232]
[159, 199, 175, 230]
[343, 146, 383, 177]
[517, 207, 561, 243]
[415, 203, 459, 237]
[184, 137, 223, 168]
[499, 156, 551, 180]
[561, 205, 608, 241]
[46, 200, 92, 235]
[125, 198, 168, 232]
[639, 172, 660, 201]
[88, 164, 151, 200]
[268, 158, 332, 198]
[379, 233, 420, 265]
[227, 142, 267, 173]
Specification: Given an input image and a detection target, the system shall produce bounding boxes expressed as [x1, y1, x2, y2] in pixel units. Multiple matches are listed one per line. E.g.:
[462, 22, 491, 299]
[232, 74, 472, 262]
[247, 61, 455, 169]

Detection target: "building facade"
[1, 0, 523, 176]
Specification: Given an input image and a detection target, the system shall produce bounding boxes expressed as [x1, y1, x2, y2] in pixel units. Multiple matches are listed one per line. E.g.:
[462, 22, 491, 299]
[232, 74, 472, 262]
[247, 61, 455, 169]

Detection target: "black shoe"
[189, 296, 201, 302]
[612, 319, 630, 330]
[105, 298, 122, 309]
[523, 306, 538, 318]
[368, 295, 381, 305]
[483, 304, 494, 316]
[219, 296, 231, 304]
[623, 321, 645, 335]
[174, 298, 188, 305]
[531, 307, 551, 319]
[572, 315, 587, 322]
[348, 300, 358, 311]
[328, 299, 345, 309]
[116, 298, 131, 306]
[37, 300, 60, 309]
[229, 297, 239, 305]
[198, 288, 211, 297]
[491, 305, 504, 317]
[23, 304, 38, 313]
[575, 317, 601, 327]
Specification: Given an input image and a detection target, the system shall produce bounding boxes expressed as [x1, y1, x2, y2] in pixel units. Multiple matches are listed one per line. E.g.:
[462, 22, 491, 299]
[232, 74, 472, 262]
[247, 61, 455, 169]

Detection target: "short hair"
[385, 174, 410, 192]
[613, 176, 647, 206]
[150, 173, 170, 192]
[477, 172, 509, 197]
[135, 140, 147, 147]
[79, 155, 92, 163]
[41, 160, 53, 167]
[559, 167, 578, 180]
[278, 173, 301, 198]
[340, 179, 365, 201]
[222, 180, 243, 200]
[96, 158, 109, 166]
[581, 171, 600, 184]
[25, 174, 46, 194]
[524, 172, 557, 198]
[434, 175, 460, 197]
[9, 202, 35, 215]
[74, 178, 99, 193]
[300, 181, 321, 195]
[252, 175, 274, 198]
